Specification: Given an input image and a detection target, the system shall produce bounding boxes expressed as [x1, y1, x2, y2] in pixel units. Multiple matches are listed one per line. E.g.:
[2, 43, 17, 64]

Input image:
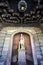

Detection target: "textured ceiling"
[0, 0, 43, 26]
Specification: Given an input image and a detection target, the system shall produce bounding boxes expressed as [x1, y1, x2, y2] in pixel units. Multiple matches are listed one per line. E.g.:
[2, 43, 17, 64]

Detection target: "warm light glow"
[21, 6, 25, 10]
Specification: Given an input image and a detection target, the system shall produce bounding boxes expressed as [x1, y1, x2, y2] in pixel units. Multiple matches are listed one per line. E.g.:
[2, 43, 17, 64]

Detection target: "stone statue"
[19, 34, 25, 49]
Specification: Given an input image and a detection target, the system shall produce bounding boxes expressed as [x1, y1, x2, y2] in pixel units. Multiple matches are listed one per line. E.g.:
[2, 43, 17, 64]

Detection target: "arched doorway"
[11, 32, 34, 65]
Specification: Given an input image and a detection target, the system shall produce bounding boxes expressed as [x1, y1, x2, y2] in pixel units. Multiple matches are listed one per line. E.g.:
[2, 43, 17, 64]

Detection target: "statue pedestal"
[18, 49, 26, 65]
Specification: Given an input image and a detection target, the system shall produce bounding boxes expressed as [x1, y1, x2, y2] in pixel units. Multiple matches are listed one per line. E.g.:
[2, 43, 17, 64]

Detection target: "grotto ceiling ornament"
[18, 0, 27, 12]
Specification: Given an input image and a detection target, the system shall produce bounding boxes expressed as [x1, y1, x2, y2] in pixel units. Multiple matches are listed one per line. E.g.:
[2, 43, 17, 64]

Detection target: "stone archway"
[10, 29, 38, 65]
[1, 27, 40, 65]
[11, 32, 34, 65]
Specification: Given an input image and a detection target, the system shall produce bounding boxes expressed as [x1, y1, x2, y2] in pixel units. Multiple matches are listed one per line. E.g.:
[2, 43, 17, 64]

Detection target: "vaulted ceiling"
[0, 0, 43, 26]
